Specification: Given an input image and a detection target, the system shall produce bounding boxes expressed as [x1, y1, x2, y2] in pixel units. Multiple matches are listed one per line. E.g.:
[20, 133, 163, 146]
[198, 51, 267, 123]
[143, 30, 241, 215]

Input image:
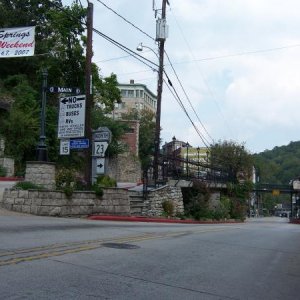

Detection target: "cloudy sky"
[65, 0, 300, 154]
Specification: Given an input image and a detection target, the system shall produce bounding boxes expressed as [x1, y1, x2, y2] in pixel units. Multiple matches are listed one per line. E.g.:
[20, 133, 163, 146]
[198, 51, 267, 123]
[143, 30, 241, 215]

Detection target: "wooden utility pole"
[153, 0, 168, 184]
[84, 1, 93, 187]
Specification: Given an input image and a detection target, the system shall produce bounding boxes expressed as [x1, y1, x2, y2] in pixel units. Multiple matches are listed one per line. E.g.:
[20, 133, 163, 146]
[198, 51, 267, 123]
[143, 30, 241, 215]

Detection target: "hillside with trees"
[253, 141, 300, 185]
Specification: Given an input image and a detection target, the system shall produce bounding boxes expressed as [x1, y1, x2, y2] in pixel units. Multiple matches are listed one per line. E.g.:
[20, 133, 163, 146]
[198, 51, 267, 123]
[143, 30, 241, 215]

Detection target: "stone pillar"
[0, 157, 14, 177]
[25, 161, 56, 189]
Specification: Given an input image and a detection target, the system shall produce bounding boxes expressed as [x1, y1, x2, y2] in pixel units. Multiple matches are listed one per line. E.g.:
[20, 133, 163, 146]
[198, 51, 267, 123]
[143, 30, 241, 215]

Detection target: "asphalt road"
[0, 215, 299, 300]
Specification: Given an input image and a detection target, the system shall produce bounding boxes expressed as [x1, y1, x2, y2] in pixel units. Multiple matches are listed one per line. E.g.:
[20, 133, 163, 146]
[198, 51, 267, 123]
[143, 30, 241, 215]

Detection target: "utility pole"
[84, 1, 93, 187]
[153, 0, 168, 184]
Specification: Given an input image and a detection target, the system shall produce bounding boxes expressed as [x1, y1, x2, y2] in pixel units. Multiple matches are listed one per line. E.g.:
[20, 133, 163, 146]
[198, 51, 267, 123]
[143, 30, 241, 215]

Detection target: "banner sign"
[0, 26, 35, 58]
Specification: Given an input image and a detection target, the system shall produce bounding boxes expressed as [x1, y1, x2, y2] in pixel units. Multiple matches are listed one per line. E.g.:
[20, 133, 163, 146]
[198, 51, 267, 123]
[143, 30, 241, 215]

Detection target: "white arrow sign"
[58, 95, 86, 139]
[96, 158, 105, 174]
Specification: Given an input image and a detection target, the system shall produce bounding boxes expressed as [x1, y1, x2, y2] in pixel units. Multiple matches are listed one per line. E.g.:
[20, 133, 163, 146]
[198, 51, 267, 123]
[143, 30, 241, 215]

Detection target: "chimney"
[130, 79, 134, 84]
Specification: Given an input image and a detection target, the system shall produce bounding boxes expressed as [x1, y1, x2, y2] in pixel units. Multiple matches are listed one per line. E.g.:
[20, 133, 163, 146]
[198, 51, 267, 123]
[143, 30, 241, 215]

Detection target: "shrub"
[55, 168, 76, 198]
[92, 175, 116, 198]
[213, 196, 231, 220]
[55, 168, 76, 189]
[162, 200, 174, 217]
[13, 181, 45, 190]
[95, 175, 117, 188]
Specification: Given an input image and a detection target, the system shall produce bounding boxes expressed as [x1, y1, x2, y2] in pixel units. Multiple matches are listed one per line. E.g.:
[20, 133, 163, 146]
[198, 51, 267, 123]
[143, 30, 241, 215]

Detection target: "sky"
[64, 0, 300, 154]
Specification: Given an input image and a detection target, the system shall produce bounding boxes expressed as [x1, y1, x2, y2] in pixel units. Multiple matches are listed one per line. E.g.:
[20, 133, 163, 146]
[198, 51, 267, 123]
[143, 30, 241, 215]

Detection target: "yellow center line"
[0, 227, 236, 267]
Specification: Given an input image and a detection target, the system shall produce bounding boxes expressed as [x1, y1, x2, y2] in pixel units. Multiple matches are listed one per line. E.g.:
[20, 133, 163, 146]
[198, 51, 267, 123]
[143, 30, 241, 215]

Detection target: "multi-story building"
[112, 79, 157, 119]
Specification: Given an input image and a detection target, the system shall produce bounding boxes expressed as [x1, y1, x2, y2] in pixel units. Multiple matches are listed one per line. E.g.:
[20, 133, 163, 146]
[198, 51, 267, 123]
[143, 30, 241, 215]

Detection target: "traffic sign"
[93, 141, 108, 157]
[60, 139, 70, 155]
[96, 158, 105, 174]
[58, 95, 86, 138]
[70, 139, 89, 149]
[48, 86, 81, 94]
[93, 127, 112, 142]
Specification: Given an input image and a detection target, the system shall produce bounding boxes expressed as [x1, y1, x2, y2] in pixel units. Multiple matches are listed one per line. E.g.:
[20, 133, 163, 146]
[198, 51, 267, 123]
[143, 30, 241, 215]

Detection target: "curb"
[88, 215, 243, 224]
[0, 177, 24, 182]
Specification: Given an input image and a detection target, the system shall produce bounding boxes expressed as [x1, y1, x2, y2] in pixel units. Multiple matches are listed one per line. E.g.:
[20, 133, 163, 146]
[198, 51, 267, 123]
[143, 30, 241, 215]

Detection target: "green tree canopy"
[210, 140, 254, 183]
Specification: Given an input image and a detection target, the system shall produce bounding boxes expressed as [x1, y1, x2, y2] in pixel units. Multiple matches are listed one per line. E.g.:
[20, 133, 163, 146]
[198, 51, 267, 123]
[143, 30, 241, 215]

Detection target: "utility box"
[156, 18, 168, 41]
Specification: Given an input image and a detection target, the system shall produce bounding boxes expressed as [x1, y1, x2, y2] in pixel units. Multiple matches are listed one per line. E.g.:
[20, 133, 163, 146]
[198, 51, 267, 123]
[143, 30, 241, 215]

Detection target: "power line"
[48, 1, 211, 147]
[163, 78, 210, 148]
[94, 0, 213, 146]
[95, 0, 155, 41]
[169, 7, 234, 139]
[164, 50, 214, 144]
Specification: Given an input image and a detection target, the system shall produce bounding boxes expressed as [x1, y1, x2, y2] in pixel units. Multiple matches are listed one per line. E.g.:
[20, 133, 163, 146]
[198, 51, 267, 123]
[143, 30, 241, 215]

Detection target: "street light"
[36, 68, 48, 161]
[137, 42, 164, 184]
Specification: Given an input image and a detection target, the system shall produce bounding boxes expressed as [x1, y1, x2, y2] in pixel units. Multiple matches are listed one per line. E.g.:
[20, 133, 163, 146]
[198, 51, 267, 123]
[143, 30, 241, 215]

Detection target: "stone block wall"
[25, 161, 56, 189]
[1, 188, 130, 217]
[142, 185, 184, 216]
[107, 153, 141, 183]
[0, 157, 14, 177]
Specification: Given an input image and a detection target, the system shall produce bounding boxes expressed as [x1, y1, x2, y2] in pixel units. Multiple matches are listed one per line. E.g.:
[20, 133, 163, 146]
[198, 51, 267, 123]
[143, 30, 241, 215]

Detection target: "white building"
[112, 79, 157, 119]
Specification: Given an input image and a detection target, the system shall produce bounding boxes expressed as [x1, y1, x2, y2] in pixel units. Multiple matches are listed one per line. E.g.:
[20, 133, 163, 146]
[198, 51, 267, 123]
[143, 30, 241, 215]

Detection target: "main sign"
[48, 86, 81, 94]
[58, 95, 86, 139]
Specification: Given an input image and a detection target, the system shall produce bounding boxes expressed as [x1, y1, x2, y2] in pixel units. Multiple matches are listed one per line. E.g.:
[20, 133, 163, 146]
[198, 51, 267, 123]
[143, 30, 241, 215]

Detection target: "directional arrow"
[96, 158, 105, 174]
[61, 98, 68, 104]
[60, 95, 86, 105]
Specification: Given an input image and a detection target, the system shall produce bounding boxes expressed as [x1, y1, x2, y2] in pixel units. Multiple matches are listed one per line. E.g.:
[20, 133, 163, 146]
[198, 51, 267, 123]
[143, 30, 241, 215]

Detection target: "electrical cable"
[163, 78, 210, 148]
[95, 0, 155, 41]
[93, 0, 214, 146]
[164, 50, 214, 144]
[48, 0, 211, 148]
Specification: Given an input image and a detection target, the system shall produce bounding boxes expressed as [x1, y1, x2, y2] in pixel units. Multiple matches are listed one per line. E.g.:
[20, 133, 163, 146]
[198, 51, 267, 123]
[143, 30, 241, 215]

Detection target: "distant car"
[281, 212, 288, 218]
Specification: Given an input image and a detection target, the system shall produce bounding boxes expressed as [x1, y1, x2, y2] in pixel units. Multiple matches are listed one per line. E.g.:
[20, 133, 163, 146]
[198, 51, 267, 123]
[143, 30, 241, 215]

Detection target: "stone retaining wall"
[1, 188, 130, 217]
[1, 185, 185, 218]
[144, 186, 184, 216]
[25, 161, 56, 189]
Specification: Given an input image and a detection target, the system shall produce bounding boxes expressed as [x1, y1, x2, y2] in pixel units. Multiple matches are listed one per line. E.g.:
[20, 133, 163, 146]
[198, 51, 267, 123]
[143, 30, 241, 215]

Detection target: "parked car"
[281, 212, 288, 218]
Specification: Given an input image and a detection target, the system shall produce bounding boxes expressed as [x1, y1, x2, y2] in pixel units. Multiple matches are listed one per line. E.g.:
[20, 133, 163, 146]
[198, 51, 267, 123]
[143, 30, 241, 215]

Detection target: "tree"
[0, 1, 124, 172]
[210, 140, 254, 183]
[0, 75, 39, 172]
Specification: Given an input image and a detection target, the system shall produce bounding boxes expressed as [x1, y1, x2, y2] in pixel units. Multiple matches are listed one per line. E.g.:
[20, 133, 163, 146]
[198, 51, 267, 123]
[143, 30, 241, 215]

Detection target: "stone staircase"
[129, 191, 151, 216]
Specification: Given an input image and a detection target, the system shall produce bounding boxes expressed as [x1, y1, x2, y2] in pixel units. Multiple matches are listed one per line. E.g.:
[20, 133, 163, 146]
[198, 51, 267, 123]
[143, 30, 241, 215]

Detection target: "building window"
[140, 90, 144, 97]
[121, 89, 127, 97]
[128, 90, 134, 97]
[135, 90, 140, 98]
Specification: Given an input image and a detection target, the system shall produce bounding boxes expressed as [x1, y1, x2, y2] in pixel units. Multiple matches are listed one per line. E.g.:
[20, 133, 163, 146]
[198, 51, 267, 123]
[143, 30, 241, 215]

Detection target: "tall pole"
[153, 0, 168, 184]
[84, 1, 93, 187]
[36, 69, 48, 161]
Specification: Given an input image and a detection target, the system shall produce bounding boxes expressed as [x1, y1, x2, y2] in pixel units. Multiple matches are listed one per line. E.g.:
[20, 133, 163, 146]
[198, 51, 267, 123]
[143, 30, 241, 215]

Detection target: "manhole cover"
[102, 243, 140, 250]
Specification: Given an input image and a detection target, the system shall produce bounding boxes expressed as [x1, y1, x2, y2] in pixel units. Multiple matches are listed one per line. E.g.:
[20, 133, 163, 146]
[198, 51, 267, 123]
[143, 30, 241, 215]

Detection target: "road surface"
[0, 215, 299, 299]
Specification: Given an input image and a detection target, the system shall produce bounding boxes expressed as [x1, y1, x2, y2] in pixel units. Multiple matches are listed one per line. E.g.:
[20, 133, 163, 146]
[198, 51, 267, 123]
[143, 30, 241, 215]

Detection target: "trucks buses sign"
[58, 95, 86, 139]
